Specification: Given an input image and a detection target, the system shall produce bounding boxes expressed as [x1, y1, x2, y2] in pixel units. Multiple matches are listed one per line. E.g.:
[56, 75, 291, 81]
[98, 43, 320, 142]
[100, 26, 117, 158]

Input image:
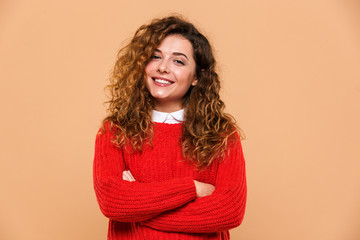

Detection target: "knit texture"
[93, 122, 247, 240]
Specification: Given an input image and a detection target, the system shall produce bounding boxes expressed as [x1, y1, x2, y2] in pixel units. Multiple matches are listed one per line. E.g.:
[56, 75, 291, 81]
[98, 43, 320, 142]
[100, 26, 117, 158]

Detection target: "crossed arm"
[123, 170, 216, 198]
[93, 125, 246, 233]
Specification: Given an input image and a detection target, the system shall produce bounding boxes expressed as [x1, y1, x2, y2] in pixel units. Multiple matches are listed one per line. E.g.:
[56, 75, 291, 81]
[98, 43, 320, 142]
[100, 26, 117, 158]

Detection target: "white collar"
[152, 109, 184, 124]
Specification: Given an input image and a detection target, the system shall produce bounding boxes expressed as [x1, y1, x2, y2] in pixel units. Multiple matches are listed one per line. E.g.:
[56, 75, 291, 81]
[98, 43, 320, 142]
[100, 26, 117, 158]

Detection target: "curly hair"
[103, 15, 242, 168]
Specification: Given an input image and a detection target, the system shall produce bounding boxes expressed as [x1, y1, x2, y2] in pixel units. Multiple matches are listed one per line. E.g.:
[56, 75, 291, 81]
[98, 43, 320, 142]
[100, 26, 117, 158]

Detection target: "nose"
[157, 60, 169, 73]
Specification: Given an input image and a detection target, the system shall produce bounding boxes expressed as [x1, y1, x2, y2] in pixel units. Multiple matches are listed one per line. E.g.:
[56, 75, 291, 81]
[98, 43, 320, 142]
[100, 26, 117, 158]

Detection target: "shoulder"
[95, 121, 120, 147]
[224, 128, 244, 159]
[97, 120, 118, 135]
[226, 124, 242, 144]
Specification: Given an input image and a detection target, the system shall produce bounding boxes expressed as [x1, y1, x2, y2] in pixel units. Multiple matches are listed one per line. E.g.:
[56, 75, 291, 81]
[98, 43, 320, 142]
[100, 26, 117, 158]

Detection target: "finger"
[123, 171, 135, 182]
[122, 171, 131, 181]
[127, 170, 136, 181]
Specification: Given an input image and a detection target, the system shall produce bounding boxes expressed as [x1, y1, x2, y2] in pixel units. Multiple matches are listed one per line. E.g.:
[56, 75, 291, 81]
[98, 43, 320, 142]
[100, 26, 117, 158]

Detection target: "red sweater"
[93, 122, 247, 239]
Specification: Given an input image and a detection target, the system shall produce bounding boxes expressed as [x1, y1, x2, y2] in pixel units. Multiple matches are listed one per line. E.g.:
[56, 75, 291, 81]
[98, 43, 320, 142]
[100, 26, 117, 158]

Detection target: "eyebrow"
[154, 49, 189, 61]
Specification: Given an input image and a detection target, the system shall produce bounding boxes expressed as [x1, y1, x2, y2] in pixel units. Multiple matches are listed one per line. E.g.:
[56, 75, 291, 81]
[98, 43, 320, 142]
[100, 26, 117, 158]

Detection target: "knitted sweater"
[93, 122, 247, 240]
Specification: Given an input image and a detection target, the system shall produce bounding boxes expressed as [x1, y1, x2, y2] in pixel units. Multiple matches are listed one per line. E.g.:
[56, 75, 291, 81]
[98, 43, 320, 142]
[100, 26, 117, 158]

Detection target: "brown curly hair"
[103, 15, 242, 168]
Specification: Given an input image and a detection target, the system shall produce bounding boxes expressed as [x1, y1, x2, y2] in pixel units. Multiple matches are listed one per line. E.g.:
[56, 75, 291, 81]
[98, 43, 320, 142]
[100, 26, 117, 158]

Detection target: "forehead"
[156, 35, 194, 58]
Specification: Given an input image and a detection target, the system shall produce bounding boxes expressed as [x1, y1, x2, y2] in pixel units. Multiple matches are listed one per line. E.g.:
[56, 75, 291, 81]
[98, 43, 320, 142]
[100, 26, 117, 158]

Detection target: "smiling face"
[144, 35, 198, 113]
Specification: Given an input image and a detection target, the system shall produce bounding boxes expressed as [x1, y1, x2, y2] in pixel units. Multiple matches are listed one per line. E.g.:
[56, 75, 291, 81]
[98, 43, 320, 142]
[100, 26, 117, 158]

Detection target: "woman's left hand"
[122, 170, 136, 182]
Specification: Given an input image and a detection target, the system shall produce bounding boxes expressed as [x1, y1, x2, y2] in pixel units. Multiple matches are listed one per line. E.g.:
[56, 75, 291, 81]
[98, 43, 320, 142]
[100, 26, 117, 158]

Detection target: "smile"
[153, 78, 173, 85]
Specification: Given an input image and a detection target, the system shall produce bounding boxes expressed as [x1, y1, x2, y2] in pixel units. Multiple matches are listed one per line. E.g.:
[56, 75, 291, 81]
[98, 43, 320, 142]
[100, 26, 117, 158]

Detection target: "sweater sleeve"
[93, 123, 197, 222]
[141, 133, 247, 233]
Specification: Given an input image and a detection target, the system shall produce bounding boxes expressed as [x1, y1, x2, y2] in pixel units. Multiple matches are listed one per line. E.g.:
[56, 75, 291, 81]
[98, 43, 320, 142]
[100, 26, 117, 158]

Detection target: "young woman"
[93, 15, 247, 240]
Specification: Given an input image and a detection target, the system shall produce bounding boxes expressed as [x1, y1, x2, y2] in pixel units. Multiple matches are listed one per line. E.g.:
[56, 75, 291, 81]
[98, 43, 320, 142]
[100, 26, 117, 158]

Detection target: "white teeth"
[154, 78, 172, 84]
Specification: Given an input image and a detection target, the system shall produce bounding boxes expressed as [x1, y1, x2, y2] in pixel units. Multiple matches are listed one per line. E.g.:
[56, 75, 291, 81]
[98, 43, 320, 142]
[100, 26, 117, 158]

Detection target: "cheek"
[144, 65, 150, 75]
[175, 70, 196, 85]
[143, 75, 151, 90]
[145, 61, 155, 75]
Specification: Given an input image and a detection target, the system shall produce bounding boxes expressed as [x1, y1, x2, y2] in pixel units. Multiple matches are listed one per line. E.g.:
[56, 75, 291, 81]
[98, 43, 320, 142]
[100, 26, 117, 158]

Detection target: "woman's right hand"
[193, 180, 215, 198]
[122, 170, 136, 182]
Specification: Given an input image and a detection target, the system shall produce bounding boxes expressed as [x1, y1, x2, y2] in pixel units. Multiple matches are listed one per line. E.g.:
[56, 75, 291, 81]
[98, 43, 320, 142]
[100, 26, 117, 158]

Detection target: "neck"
[154, 101, 182, 113]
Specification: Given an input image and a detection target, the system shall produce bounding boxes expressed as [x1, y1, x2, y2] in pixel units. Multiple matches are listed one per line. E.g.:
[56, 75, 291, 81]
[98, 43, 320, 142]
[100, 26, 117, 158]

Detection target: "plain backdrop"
[1, 0, 360, 239]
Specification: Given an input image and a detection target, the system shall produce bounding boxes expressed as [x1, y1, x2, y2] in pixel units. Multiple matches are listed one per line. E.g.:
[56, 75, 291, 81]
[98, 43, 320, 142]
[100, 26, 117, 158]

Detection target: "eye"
[151, 55, 161, 60]
[174, 59, 185, 65]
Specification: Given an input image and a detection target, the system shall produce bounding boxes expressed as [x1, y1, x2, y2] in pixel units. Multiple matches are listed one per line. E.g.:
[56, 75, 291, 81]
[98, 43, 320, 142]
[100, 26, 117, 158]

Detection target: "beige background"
[1, 0, 360, 239]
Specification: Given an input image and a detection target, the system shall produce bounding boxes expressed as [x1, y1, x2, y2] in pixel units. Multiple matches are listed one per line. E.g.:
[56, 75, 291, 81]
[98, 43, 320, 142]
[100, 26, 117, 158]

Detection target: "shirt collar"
[152, 109, 185, 124]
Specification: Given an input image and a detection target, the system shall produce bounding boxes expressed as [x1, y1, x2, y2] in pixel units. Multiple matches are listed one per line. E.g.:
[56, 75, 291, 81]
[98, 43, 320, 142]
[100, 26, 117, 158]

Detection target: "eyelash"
[174, 59, 185, 65]
[150, 55, 185, 65]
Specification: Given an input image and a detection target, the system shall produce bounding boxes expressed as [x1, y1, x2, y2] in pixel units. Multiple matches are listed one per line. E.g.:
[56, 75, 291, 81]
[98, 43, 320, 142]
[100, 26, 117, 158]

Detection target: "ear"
[191, 78, 198, 86]
[192, 69, 204, 86]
